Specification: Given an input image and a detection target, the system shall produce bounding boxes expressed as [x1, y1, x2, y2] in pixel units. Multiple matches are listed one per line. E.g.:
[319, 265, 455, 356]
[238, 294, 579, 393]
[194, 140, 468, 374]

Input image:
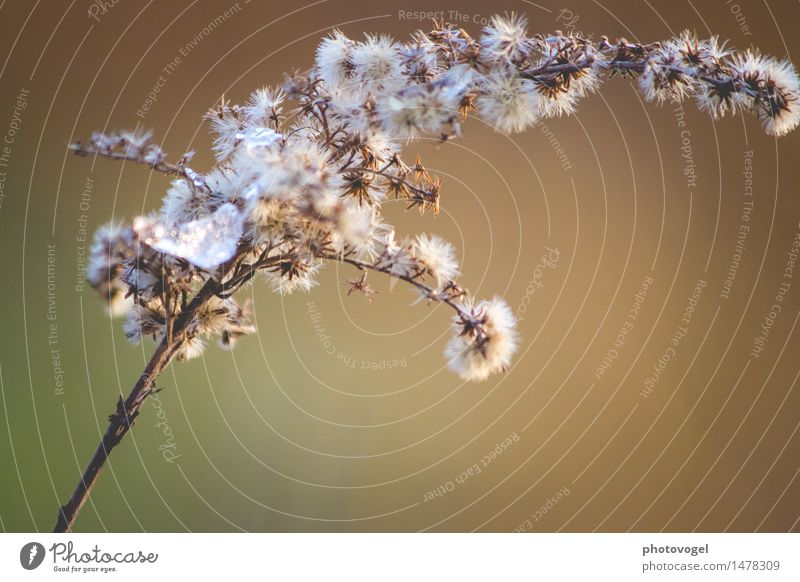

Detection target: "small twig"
[320, 252, 469, 318]
[69, 140, 210, 194]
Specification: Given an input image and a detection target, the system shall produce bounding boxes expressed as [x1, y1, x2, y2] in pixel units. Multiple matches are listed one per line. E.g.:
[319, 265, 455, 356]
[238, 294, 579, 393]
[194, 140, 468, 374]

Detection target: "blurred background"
[0, 0, 799, 532]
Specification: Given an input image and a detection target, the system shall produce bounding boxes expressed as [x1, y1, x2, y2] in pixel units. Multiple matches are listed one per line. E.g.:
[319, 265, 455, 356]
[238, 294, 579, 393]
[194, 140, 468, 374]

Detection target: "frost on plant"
[75, 15, 799, 382]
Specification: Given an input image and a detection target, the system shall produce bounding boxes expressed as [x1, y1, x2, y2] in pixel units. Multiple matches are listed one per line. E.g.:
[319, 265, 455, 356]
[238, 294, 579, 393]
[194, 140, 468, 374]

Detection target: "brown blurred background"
[0, 0, 798, 532]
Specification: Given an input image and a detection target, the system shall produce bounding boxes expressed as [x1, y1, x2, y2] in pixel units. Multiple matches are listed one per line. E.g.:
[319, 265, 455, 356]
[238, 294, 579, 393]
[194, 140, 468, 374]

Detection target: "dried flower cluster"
[76, 15, 799, 383]
[56, 14, 799, 533]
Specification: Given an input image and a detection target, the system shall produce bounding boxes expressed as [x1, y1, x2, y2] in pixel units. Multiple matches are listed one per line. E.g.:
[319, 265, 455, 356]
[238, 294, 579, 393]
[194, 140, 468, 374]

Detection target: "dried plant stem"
[70, 147, 184, 176]
[58, 16, 799, 531]
[52, 248, 452, 531]
[322, 253, 468, 318]
[52, 278, 223, 532]
[52, 244, 284, 532]
[69, 142, 210, 194]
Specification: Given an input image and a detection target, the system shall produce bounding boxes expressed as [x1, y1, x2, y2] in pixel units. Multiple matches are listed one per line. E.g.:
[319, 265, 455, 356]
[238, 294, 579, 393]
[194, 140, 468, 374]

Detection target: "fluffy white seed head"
[87, 222, 136, 316]
[375, 231, 417, 278]
[208, 112, 242, 161]
[264, 260, 323, 295]
[400, 37, 441, 82]
[413, 234, 459, 287]
[445, 297, 518, 381]
[349, 34, 404, 94]
[175, 337, 205, 361]
[161, 179, 213, 225]
[755, 58, 800, 136]
[477, 70, 541, 132]
[334, 205, 390, 260]
[377, 81, 463, 138]
[729, 51, 800, 135]
[638, 41, 698, 104]
[123, 303, 164, 344]
[696, 78, 739, 118]
[316, 30, 354, 91]
[244, 86, 284, 127]
[480, 13, 532, 65]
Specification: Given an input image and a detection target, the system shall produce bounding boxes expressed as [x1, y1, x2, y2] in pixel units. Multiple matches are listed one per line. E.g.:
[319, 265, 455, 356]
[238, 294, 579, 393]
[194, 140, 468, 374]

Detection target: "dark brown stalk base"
[52, 278, 222, 532]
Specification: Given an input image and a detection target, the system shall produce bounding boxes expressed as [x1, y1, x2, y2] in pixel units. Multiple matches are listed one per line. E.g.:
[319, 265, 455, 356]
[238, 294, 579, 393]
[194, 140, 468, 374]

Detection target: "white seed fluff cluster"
[79, 14, 798, 380]
[445, 297, 519, 381]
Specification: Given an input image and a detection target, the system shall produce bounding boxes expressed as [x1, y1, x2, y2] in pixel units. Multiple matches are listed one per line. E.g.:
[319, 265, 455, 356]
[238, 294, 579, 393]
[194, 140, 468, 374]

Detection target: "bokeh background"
[0, 0, 799, 532]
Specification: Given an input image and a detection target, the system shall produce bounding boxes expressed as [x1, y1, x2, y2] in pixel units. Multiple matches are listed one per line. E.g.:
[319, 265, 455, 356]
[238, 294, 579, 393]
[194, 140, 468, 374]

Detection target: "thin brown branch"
[349, 166, 440, 213]
[319, 252, 469, 318]
[51, 247, 276, 532]
[70, 143, 178, 176]
[53, 278, 216, 532]
[69, 140, 209, 193]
